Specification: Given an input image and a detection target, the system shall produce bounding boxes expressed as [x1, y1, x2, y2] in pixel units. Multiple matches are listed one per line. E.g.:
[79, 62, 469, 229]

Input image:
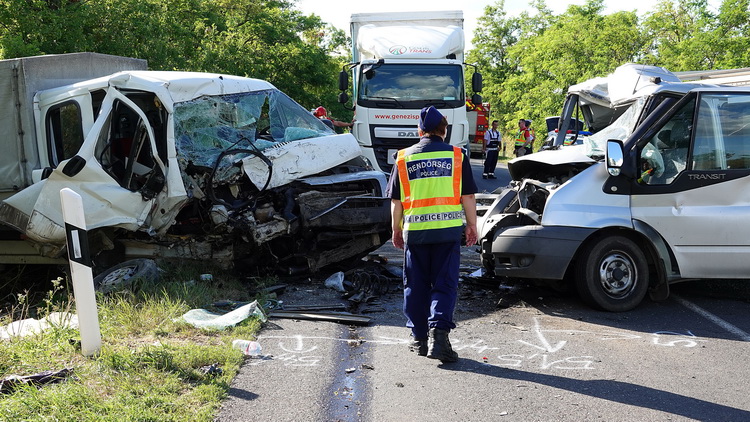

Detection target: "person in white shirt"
[482, 120, 501, 179]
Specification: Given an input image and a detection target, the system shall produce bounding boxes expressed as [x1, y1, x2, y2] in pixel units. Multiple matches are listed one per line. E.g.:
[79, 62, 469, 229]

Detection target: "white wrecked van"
[479, 70, 750, 311]
[0, 53, 390, 274]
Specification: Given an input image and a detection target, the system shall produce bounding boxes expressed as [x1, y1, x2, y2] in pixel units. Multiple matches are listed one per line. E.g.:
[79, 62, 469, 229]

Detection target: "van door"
[630, 92, 750, 278]
[5, 90, 167, 245]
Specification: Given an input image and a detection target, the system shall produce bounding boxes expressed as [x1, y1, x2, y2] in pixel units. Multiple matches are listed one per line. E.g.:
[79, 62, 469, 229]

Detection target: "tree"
[0, 0, 344, 109]
[472, 0, 649, 135]
[465, 1, 528, 134]
[641, 0, 718, 70]
[503, 3, 646, 128]
[710, 0, 750, 69]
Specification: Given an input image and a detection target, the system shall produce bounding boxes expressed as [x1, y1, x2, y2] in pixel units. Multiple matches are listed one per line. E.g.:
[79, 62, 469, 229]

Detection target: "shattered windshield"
[584, 97, 647, 158]
[173, 89, 334, 167]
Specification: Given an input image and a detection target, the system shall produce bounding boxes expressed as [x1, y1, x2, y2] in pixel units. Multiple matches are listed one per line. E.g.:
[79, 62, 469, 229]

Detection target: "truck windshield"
[357, 64, 464, 109]
[173, 89, 333, 168]
[585, 97, 647, 158]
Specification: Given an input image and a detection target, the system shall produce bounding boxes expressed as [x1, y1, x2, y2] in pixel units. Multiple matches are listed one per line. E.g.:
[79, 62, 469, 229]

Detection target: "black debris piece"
[0, 368, 75, 394]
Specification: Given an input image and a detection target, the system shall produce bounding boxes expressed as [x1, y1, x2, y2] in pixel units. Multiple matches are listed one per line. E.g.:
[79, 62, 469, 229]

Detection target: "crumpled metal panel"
[242, 135, 361, 190]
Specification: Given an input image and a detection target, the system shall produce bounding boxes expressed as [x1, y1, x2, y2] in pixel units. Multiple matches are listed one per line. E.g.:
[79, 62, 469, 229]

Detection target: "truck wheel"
[575, 236, 648, 312]
[93, 258, 159, 293]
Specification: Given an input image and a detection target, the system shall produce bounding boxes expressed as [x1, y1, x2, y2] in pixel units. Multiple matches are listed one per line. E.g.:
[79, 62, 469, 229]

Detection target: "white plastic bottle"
[232, 339, 262, 357]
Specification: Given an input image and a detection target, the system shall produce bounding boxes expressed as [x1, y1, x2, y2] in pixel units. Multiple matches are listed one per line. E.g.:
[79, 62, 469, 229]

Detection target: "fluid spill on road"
[324, 324, 373, 421]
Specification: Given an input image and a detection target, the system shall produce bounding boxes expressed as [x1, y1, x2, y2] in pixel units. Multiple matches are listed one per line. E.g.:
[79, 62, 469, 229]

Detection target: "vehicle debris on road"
[178, 300, 266, 330]
[0, 312, 78, 340]
[0, 368, 75, 394]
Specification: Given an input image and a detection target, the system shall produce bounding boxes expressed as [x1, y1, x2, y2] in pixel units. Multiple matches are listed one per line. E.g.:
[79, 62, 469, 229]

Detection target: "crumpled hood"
[508, 145, 596, 181]
[242, 134, 361, 190]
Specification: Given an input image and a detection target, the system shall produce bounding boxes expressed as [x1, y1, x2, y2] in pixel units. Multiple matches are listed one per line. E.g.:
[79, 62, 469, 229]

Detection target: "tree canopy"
[0, 0, 349, 115]
[2, 0, 748, 135]
[468, 0, 750, 135]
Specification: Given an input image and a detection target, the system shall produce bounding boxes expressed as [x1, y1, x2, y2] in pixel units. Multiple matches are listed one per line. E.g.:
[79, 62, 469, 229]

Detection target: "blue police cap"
[419, 106, 443, 132]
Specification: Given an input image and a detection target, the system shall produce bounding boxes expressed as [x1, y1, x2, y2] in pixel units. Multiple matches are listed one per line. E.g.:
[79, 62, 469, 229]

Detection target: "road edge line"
[674, 295, 750, 342]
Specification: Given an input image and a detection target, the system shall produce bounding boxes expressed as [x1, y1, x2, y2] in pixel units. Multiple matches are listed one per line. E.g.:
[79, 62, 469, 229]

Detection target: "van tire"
[575, 236, 648, 312]
[93, 258, 159, 293]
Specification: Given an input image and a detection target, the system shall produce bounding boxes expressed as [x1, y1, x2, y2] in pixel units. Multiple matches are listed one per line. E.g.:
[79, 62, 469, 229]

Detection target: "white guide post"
[60, 188, 102, 357]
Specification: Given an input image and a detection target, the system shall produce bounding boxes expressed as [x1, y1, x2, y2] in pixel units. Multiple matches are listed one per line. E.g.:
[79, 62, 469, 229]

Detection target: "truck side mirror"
[472, 72, 483, 93]
[471, 93, 482, 107]
[338, 70, 349, 92]
[338, 92, 349, 105]
[606, 140, 624, 176]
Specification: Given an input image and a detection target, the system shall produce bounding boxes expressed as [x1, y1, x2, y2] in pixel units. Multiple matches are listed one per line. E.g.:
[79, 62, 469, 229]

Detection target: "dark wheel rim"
[597, 251, 636, 299]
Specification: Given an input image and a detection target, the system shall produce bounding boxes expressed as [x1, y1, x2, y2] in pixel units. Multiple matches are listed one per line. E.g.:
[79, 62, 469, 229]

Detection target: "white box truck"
[478, 64, 750, 312]
[0, 53, 390, 275]
[338, 10, 482, 174]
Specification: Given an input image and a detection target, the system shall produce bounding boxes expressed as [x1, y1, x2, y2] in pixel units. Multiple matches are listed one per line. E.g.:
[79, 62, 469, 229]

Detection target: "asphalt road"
[217, 239, 750, 421]
[217, 155, 750, 421]
[470, 156, 511, 193]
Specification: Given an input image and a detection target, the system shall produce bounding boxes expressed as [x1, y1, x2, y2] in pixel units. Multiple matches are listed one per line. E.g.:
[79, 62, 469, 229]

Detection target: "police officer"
[483, 120, 501, 179]
[386, 106, 478, 363]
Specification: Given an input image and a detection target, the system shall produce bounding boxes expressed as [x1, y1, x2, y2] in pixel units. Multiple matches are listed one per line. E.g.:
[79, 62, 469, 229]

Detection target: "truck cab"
[339, 11, 481, 174]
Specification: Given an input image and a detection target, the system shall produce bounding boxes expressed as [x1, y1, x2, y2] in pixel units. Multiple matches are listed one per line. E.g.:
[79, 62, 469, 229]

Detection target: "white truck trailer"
[0, 53, 390, 274]
[338, 10, 482, 174]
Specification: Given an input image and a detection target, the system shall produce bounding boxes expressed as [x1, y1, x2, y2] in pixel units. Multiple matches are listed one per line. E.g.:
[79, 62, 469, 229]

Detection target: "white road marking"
[517, 317, 567, 353]
[674, 295, 750, 342]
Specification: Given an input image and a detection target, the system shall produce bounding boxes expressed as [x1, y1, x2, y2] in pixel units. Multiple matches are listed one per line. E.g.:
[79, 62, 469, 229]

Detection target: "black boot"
[427, 328, 458, 362]
[409, 339, 428, 356]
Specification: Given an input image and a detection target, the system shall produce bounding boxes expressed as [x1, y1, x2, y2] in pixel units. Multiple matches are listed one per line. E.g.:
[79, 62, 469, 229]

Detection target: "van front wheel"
[575, 236, 648, 312]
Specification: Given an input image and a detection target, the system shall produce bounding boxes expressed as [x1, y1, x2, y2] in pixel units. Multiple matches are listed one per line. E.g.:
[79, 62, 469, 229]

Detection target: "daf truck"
[337, 10, 482, 174]
[0, 53, 390, 275]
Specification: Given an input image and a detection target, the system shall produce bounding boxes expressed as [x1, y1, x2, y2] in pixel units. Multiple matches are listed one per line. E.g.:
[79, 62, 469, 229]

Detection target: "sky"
[295, 0, 723, 51]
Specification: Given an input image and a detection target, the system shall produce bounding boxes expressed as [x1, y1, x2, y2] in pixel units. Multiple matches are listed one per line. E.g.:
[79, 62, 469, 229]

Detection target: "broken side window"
[173, 89, 334, 169]
[96, 99, 161, 194]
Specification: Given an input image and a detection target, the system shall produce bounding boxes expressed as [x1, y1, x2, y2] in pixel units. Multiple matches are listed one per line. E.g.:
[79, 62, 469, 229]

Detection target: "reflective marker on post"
[60, 188, 101, 357]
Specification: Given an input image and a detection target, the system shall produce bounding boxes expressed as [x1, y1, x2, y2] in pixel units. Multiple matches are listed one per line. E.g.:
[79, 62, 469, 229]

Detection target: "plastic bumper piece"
[485, 225, 595, 280]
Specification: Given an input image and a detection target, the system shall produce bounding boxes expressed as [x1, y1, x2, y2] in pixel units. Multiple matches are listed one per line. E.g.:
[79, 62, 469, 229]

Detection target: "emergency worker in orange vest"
[386, 106, 478, 363]
[514, 118, 533, 156]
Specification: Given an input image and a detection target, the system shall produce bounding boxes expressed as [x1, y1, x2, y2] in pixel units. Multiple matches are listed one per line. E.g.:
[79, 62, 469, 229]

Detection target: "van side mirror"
[62, 155, 86, 177]
[606, 140, 624, 176]
[338, 92, 349, 104]
[472, 72, 483, 93]
[338, 70, 349, 92]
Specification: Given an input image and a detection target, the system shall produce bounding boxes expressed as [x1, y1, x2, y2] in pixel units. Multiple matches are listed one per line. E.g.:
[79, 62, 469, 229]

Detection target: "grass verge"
[0, 261, 270, 421]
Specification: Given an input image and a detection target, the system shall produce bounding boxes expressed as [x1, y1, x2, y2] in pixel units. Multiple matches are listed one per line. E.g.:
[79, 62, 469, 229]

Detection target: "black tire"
[93, 258, 159, 293]
[575, 236, 649, 312]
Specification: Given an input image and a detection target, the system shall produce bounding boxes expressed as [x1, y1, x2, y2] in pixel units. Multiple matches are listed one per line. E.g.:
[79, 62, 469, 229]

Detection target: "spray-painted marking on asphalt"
[252, 318, 707, 370]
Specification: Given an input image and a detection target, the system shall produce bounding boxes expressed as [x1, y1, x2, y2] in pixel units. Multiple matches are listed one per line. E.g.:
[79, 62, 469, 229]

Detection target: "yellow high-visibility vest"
[515, 129, 529, 146]
[396, 147, 464, 233]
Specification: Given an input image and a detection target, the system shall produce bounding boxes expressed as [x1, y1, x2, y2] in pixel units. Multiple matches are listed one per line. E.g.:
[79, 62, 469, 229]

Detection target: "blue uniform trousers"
[483, 148, 499, 174]
[403, 240, 460, 339]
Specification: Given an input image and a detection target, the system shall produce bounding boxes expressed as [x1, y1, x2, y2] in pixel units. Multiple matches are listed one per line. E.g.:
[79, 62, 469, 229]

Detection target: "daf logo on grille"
[398, 131, 419, 137]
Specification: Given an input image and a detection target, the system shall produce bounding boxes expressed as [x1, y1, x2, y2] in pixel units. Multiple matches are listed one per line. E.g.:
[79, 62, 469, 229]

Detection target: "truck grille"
[369, 124, 453, 174]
